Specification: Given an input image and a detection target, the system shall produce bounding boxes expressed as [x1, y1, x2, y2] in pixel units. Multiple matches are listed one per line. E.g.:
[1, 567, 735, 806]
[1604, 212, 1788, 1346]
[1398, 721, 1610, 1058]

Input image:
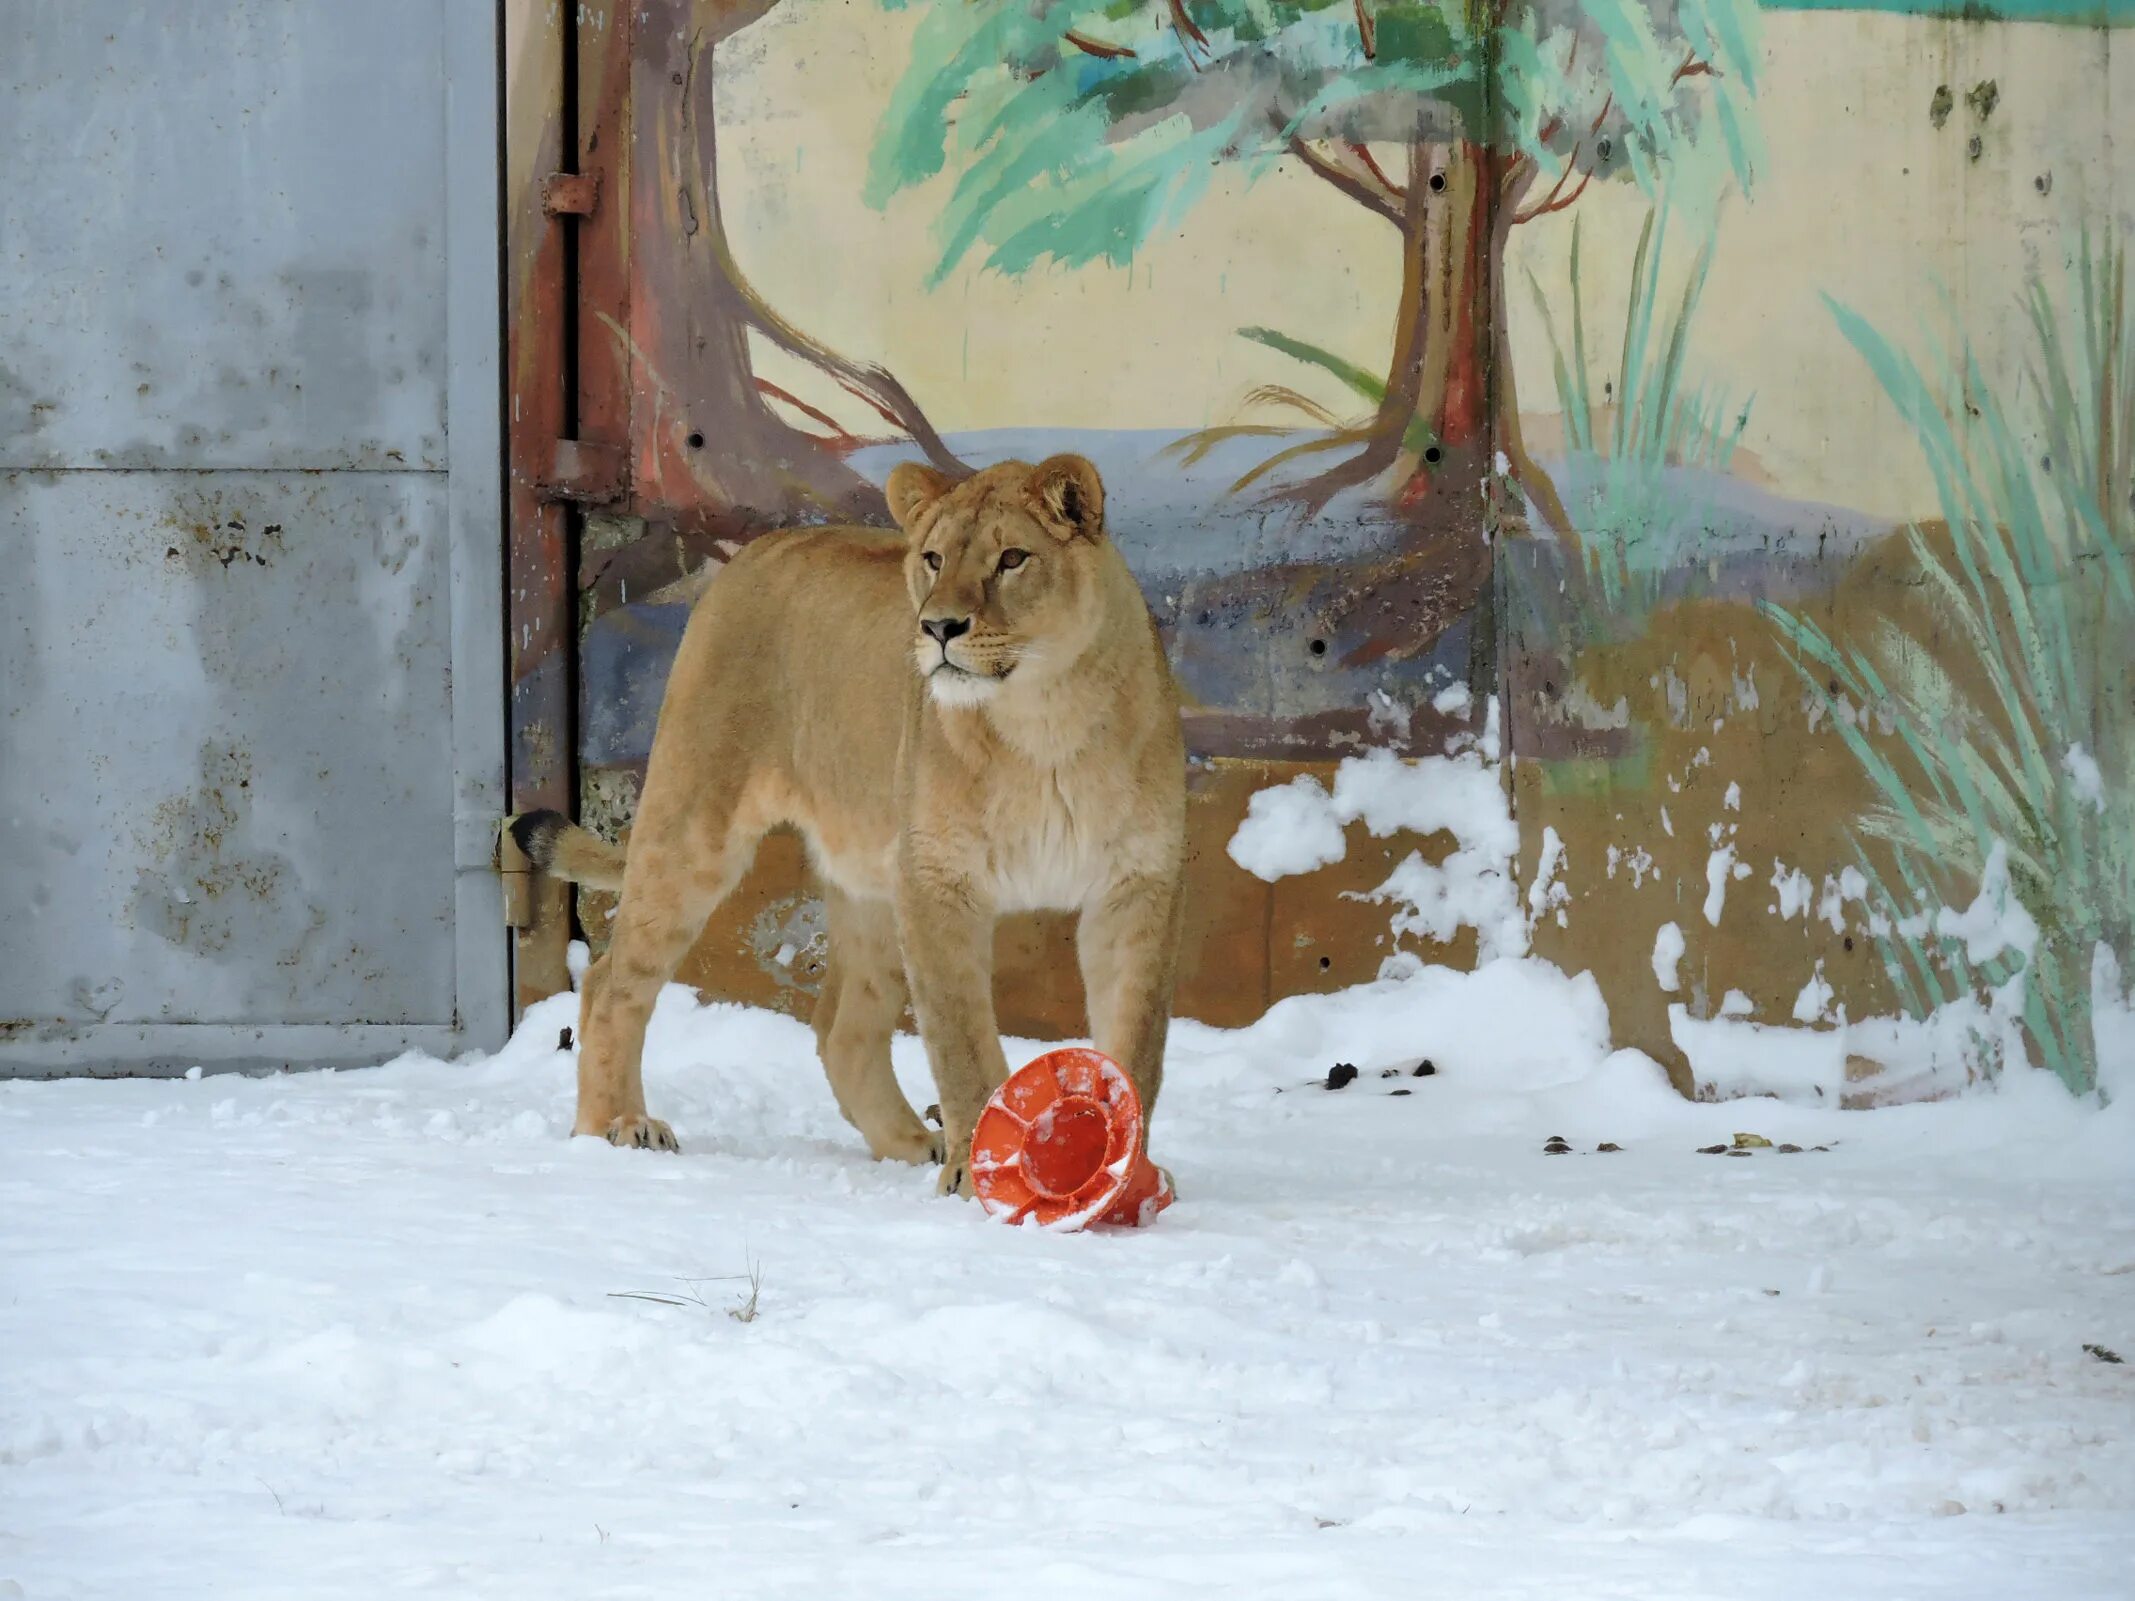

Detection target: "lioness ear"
[885, 462, 954, 531]
[1028, 454, 1105, 542]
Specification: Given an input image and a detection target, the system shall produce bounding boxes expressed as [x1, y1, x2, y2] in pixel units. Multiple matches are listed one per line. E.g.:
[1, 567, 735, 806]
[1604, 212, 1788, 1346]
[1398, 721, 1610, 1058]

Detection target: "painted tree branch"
[1282, 127, 1404, 224]
[1347, 142, 1399, 196]
[1511, 92, 1612, 226]
[757, 380, 862, 448]
[1513, 169, 1590, 224]
[1063, 29, 1136, 60]
[1164, 0, 1210, 51]
[704, 219, 967, 476]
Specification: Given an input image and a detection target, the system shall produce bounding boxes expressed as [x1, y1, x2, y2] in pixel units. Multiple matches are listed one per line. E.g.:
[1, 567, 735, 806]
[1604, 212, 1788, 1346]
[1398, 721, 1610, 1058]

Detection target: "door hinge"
[539, 438, 625, 505]
[541, 171, 600, 217]
[497, 816, 534, 931]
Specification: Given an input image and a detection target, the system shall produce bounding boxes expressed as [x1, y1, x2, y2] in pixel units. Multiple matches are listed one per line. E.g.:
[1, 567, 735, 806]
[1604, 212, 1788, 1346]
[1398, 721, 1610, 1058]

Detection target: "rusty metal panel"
[0, 1, 506, 1075]
[503, 0, 575, 1009]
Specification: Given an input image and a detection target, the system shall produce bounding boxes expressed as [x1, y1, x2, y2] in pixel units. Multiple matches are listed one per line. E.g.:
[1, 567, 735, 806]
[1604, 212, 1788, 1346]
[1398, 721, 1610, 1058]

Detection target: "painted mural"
[506, 0, 2131, 1096]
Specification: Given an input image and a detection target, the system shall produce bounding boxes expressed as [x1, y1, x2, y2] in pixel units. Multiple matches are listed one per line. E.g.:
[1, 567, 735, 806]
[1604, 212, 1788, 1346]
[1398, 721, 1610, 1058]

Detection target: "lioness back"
[661, 526, 917, 895]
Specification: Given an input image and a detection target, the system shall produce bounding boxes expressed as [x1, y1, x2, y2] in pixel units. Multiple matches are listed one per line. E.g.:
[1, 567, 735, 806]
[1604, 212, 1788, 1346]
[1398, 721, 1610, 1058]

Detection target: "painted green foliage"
[1766, 240, 2134, 1096]
[867, 0, 1761, 523]
[867, 0, 1759, 280]
[1759, 0, 2131, 24]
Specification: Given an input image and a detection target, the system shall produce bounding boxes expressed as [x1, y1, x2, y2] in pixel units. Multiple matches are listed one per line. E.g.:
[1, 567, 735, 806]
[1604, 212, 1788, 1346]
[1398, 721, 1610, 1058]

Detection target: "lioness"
[510, 455, 1187, 1195]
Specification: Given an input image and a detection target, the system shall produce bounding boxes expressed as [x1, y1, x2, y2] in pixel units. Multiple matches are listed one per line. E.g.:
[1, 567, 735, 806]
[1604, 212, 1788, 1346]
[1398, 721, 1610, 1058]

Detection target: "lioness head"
[885, 455, 1111, 706]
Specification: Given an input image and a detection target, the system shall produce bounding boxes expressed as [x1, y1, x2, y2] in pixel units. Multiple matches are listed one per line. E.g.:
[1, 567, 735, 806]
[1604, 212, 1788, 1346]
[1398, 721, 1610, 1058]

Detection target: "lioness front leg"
[814, 889, 940, 1167]
[1078, 872, 1185, 1146]
[896, 862, 1009, 1197]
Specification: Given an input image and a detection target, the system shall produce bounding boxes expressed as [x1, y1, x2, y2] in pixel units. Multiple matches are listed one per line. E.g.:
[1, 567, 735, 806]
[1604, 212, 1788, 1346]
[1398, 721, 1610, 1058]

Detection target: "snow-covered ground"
[5, 960, 2132, 1600]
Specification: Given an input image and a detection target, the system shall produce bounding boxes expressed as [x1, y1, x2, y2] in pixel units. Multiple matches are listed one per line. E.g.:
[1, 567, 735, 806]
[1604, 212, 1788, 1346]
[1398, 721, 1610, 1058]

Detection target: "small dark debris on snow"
[1542, 1135, 1572, 1155]
[1813, 1145, 1832, 1152]
[1414, 1059, 1438, 1076]
[1381, 1066, 1402, 1078]
[1726, 1148, 1754, 1157]
[1596, 1142, 1622, 1153]
[2085, 1344, 2124, 1365]
[1325, 1063, 1359, 1090]
[557, 1026, 573, 1050]
[1698, 1144, 1728, 1155]
[1778, 1143, 1803, 1154]
[1390, 1088, 1412, 1097]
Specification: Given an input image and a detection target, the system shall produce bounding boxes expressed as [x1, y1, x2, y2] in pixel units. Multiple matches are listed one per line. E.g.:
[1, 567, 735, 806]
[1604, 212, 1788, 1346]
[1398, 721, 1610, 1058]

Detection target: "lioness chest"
[798, 763, 1118, 914]
[977, 767, 1117, 913]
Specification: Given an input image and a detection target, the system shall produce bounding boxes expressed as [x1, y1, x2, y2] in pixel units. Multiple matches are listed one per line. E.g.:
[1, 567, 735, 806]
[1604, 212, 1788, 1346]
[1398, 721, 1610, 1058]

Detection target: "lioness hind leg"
[575, 822, 753, 1151]
[815, 890, 938, 1166]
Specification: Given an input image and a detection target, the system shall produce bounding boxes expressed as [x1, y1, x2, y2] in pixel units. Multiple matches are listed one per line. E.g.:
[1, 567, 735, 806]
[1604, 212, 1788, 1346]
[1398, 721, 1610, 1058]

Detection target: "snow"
[2094, 946, 2135, 1105]
[6, 969, 2133, 1600]
[1792, 960, 1836, 1025]
[1672, 1004, 1851, 1102]
[1651, 922, 1685, 992]
[1935, 841, 2041, 965]
[1770, 860, 1814, 921]
[2065, 744, 2107, 812]
[1524, 827, 1569, 929]
[1227, 775, 1348, 879]
[1818, 866, 1870, 935]
[1703, 843, 1736, 926]
[1228, 745, 1527, 961]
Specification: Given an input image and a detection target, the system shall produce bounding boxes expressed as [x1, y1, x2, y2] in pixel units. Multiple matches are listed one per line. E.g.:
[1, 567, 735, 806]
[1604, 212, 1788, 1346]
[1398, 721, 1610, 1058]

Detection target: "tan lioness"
[509, 455, 1186, 1195]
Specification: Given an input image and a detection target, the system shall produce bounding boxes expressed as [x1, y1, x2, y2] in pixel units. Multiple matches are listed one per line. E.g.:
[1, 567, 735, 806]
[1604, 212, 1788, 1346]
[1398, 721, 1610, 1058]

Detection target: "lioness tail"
[506, 810, 627, 892]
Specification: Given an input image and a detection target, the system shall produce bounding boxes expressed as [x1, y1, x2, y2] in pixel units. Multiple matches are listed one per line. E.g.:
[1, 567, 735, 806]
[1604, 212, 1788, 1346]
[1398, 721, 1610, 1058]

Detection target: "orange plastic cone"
[969, 1047, 1174, 1230]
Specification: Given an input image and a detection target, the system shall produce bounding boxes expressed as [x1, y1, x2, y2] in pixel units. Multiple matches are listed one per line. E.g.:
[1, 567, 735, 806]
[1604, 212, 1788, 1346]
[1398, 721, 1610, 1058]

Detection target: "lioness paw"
[870, 1125, 943, 1167]
[603, 1114, 679, 1152]
[936, 1152, 976, 1199]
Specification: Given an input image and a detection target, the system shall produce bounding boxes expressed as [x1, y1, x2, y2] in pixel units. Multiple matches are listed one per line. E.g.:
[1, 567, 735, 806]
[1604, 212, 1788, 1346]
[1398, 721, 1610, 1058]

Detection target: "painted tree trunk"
[622, 0, 963, 537]
[1296, 140, 1568, 540]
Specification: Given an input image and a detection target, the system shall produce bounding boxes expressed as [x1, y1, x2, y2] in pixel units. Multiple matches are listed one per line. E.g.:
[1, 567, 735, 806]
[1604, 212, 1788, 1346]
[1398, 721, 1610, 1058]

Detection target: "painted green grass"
[1763, 237, 2133, 1095]
[1524, 203, 1752, 616]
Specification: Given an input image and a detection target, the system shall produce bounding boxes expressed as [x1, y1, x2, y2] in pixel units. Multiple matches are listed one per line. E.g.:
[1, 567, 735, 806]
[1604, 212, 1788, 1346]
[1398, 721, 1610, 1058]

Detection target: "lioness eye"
[997, 548, 1029, 572]
[922, 551, 942, 572]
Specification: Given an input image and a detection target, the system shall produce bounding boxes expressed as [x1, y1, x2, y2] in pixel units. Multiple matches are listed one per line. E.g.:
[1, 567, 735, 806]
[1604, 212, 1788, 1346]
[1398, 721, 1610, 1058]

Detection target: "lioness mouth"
[931, 660, 1012, 681]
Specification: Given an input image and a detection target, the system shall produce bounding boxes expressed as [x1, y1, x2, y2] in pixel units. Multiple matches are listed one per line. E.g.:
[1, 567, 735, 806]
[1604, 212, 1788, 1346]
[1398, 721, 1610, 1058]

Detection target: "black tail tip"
[508, 809, 568, 870]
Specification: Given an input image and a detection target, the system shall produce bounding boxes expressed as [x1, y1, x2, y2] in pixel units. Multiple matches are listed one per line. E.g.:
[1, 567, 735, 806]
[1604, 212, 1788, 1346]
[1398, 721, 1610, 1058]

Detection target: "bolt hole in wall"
[1309, 638, 1328, 658]
[1423, 445, 1442, 464]
[686, 430, 705, 449]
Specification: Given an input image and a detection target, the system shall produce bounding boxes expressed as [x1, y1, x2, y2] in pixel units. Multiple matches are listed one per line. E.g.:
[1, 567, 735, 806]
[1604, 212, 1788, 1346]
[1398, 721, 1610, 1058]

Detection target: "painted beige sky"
[713, 6, 2126, 521]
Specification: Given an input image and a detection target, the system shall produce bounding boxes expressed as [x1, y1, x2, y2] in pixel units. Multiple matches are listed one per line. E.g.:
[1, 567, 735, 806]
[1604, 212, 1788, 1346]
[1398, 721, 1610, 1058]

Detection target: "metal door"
[0, 1, 508, 1075]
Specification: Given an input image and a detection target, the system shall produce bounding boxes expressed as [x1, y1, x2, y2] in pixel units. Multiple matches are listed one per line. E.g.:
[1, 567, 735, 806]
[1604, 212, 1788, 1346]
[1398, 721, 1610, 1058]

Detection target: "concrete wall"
[513, 1, 2130, 1097]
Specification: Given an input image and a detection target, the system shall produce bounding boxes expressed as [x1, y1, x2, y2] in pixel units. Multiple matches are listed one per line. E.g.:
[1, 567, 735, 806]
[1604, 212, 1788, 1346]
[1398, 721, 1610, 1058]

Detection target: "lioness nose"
[921, 615, 972, 645]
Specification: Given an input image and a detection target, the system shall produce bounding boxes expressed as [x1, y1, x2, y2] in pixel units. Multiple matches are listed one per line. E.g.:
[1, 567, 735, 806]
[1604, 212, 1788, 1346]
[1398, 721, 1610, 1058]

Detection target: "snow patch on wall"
[1651, 923, 1685, 993]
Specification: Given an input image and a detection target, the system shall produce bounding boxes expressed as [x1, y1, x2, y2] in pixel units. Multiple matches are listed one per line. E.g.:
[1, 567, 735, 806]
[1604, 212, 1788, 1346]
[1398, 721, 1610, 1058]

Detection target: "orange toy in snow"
[969, 1048, 1174, 1229]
